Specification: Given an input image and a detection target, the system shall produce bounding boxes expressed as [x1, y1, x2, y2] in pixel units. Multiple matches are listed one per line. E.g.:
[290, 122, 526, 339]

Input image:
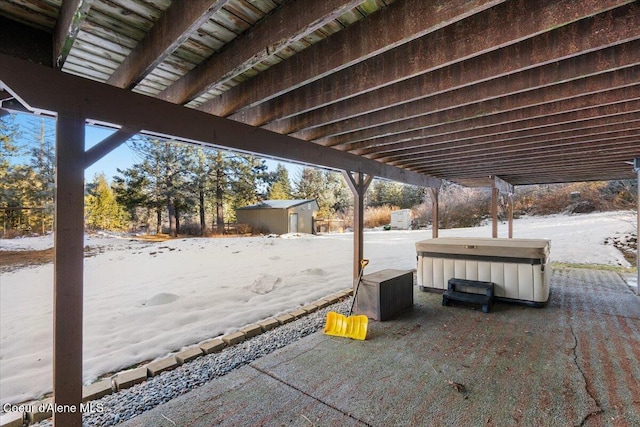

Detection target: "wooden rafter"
[328, 66, 640, 151]
[53, 0, 92, 68]
[279, 39, 640, 140]
[223, 0, 637, 126]
[198, 0, 508, 117]
[380, 105, 640, 163]
[0, 54, 441, 189]
[1, 0, 638, 188]
[366, 93, 640, 159]
[159, 0, 367, 104]
[90, 0, 372, 160]
[107, 0, 231, 89]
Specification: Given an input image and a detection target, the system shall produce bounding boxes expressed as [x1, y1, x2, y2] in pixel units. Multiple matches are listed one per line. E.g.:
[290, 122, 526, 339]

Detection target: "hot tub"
[416, 237, 551, 306]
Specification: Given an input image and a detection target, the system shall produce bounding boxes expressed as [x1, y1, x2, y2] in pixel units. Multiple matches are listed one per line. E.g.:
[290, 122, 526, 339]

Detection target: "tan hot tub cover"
[416, 237, 551, 305]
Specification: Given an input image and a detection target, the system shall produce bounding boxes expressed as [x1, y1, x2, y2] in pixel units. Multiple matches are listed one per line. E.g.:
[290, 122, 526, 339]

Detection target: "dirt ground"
[0, 248, 54, 273]
[0, 234, 175, 273]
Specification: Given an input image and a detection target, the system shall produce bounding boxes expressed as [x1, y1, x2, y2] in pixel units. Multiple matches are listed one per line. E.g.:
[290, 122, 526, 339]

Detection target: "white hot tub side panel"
[417, 255, 550, 303]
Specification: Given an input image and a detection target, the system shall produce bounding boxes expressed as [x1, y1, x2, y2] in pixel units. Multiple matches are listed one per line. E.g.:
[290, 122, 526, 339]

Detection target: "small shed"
[390, 209, 412, 230]
[236, 199, 319, 235]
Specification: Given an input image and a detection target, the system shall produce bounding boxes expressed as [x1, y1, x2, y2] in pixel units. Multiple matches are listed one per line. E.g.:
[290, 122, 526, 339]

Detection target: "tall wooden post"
[635, 157, 640, 296]
[429, 187, 439, 239]
[491, 176, 514, 239]
[508, 193, 514, 239]
[491, 187, 499, 238]
[53, 113, 85, 427]
[343, 171, 373, 283]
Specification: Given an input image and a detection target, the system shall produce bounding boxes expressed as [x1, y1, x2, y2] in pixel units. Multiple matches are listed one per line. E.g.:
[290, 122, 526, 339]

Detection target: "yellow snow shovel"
[323, 259, 369, 340]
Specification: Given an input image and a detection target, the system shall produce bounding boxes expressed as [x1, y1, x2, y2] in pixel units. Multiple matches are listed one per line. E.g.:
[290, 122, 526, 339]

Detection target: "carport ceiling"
[1, 0, 638, 187]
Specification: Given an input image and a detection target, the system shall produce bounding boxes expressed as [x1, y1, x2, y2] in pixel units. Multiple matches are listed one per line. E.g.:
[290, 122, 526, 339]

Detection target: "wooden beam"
[53, 0, 92, 69]
[161, 0, 366, 104]
[199, 0, 508, 116]
[452, 167, 637, 186]
[84, 127, 138, 168]
[331, 66, 640, 151]
[366, 82, 640, 156]
[277, 40, 640, 139]
[377, 100, 640, 161]
[343, 171, 373, 282]
[491, 175, 514, 195]
[0, 54, 441, 188]
[396, 129, 640, 169]
[422, 152, 640, 183]
[412, 143, 640, 182]
[107, 0, 231, 89]
[223, 0, 638, 126]
[94, 0, 345, 160]
[635, 157, 639, 296]
[53, 113, 85, 427]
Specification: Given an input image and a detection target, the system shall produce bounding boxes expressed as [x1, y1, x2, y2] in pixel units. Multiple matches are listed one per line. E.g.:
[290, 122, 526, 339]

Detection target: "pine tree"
[0, 113, 22, 171]
[0, 114, 55, 235]
[369, 180, 424, 209]
[116, 137, 195, 236]
[400, 184, 424, 208]
[85, 173, 129, 230]
[293, 167, 349, 218]
[369, 180, 402, 207]
[192, 148, 210, 236]
[211, 150, 229, 234]
[112, 137, 270, 236]
[325, 171, 351, 213]
[0, 114, 23, 234]
[24, 117, 55, 232]
[113, 166, 150, 228]
[266, 163, 292, 200]
[227, 154, 268, 214]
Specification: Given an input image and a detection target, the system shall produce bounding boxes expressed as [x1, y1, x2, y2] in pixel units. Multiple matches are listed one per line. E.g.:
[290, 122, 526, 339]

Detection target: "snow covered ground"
[0, 210, 637, 406]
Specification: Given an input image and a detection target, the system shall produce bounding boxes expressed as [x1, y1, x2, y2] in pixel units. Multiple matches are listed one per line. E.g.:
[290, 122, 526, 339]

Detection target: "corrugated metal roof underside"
[0, 0, 638, 187]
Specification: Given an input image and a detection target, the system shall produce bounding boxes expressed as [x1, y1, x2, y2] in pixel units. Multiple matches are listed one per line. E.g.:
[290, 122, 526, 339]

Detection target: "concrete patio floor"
[120, 268, 640, 427]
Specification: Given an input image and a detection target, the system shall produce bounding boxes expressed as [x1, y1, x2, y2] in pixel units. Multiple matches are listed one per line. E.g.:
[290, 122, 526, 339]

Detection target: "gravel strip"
[34, 299, 351, 427]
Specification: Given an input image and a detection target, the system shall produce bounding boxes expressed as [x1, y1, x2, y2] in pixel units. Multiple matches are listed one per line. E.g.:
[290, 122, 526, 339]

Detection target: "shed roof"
[237, 199, 318, 210]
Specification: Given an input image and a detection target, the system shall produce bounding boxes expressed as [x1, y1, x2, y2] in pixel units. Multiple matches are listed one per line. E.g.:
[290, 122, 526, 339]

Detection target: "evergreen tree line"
[0, 113, 427, 237]
[1, 116, 426, 237]
[107, 137, 425, 236]
[1, 115, 55, 237]
[5, 114, 634, 238]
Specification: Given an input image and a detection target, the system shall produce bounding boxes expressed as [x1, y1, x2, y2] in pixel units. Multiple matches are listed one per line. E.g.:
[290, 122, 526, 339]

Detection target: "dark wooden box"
[355, 269, 414, 321]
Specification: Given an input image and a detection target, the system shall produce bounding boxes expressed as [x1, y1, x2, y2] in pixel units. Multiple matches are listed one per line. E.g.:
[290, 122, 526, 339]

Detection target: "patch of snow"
[0, 210, 637, 405]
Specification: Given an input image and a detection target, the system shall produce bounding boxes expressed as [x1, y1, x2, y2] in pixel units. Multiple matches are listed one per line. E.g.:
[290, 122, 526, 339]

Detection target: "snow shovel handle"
[349, 259, 369, 316]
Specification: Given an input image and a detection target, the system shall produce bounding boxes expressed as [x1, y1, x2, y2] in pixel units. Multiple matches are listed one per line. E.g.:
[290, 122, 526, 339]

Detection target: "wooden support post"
[53, 113, 85, 427]
[491, 187, 499, 238]
[429, 187, 439, 239]
[508, 193, 514, 239]
[635, 157, 639, 296]
[491, 175, 515, 239]
[343, 171, 373, 283]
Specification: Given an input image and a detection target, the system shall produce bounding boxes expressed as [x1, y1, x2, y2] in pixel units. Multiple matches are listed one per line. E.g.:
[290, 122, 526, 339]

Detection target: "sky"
[7, 112, 303, 183]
